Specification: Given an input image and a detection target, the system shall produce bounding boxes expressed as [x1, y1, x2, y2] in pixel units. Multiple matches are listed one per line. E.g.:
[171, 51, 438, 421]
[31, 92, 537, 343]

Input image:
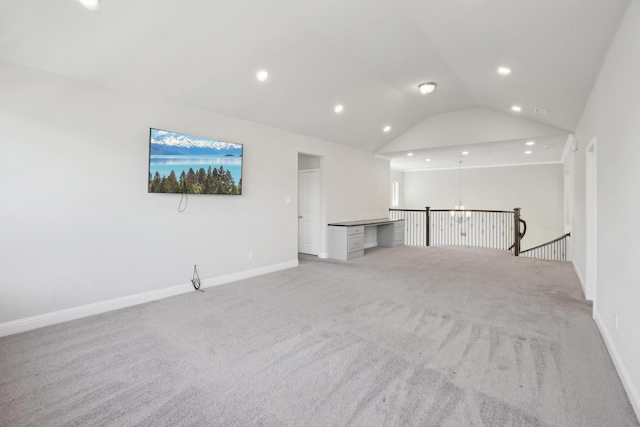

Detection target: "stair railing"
[390, 207, 524, 253]
[520, 233, 571, 261]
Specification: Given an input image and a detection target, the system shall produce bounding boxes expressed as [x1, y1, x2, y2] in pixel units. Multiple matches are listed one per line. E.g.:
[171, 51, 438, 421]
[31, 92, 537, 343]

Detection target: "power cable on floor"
[191, 264, 203, 292]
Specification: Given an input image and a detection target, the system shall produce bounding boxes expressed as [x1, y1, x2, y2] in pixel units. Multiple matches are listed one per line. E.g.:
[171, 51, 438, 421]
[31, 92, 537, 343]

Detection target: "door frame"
[585, 138, 597, 311]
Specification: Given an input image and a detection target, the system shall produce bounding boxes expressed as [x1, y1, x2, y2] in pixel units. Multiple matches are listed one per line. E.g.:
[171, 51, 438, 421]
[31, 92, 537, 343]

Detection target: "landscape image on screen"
[148, 128, 243, 195]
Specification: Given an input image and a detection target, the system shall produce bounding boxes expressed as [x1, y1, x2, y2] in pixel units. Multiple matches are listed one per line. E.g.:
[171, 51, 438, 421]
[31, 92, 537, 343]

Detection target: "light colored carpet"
[0, 245, 637, 426]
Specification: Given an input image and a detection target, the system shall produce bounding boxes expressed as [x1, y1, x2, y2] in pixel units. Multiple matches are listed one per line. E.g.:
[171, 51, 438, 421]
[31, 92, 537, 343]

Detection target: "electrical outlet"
[249, 251, 254, 261]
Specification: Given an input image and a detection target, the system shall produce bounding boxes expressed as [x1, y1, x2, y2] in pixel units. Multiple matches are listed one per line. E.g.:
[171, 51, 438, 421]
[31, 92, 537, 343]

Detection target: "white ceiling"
[0, 0, 631, 170]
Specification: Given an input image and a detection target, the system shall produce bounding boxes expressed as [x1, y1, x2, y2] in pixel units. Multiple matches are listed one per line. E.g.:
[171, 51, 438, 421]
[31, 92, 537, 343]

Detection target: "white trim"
[572, 260, 587, 302]
[561, 133, 576, 163]
[364, 242, 377, 249]
[594, 311, 640, 422]
[0, 259, 299, 338]
[402, 160, 563, 172]
[317, 252, 328, 259]
[200, 259, 298, 289]
[585, 139, 597, 303]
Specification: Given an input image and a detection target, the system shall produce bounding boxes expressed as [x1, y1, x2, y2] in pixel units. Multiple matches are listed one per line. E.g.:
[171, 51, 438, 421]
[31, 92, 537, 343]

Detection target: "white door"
[298, 170, 320, 255]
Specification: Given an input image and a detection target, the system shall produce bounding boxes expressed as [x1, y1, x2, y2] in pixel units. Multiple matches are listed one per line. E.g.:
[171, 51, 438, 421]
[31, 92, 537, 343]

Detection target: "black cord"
[178, 192, 188, 212]
[191, 264, 203, 291]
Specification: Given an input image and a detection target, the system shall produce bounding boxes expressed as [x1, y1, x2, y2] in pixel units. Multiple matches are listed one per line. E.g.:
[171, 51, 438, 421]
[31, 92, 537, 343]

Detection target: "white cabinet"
[327, 219, 404, 261]
[328, 225, 364, 261]
[377, 220, 405, 247]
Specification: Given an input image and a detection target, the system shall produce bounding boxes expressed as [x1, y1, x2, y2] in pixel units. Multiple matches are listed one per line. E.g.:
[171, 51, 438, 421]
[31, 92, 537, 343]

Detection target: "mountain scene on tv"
[148, 129, 242, 195]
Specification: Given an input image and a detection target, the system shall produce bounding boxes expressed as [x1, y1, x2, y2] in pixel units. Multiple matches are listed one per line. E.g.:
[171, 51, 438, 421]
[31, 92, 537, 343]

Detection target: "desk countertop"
[327, 218, 404, 227]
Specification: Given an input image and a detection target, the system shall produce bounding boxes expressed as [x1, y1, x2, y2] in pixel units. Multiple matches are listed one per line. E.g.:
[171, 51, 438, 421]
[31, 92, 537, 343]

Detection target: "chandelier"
[450, 160, 471, 223]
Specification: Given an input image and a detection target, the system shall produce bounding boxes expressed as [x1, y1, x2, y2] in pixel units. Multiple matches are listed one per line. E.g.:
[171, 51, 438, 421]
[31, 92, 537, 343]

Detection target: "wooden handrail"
[508, 218, 527, 252]
[521, 233, 571, 254]
[429, 209, 516, 214]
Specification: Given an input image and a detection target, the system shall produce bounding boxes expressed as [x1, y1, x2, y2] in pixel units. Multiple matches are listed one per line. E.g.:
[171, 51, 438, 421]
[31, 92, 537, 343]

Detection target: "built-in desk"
[327, 218, 405, 260]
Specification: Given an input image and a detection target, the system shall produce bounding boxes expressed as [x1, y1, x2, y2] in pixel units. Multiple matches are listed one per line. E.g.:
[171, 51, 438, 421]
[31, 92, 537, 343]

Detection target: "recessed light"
[497, 67, 511, 76]
[418, 82, 437, 94]
[334, 104, 344, 113]
[77, 0, 100, 10]
[525, 150, 533, 154]
[511, 105, 522, 112]
[407, 153, 414, 157]
[535, 106, 548, 115]
[256, 70, 268, 82]
[462, 151, 469, 155]
[383, 125, 391, 133]
[425, 158, 432, 162]
[526, 141, 535, 146]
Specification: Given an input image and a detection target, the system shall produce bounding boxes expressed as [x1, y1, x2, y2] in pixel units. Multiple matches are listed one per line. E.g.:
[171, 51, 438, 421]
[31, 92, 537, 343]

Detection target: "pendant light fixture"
[450, 160, 471, 223]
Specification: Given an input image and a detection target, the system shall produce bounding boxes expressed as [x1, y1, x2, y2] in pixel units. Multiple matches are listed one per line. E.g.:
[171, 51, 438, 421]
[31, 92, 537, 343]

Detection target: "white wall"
[403, 164, 564, 248]
[377, 107, 568, 154]
[0, 61, 389, 325]
[571, 0, 640, 417]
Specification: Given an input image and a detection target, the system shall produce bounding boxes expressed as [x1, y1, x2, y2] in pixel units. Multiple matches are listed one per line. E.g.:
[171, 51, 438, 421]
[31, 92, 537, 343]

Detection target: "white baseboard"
[200, 259, 298, 289]
[0, 259, 299, 338]
[572, 260, 587, 299]
[318, 252, 328, 259]
[364, 242, 377, 249]
[594, 311, 640, 422]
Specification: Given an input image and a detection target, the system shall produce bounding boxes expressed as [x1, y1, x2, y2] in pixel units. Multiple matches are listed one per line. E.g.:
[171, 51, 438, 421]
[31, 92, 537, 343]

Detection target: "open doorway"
[298, 154, 324, 257]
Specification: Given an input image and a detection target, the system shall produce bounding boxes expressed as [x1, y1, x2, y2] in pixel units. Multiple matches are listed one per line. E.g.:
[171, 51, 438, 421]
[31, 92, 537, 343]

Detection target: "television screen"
[148, 128, 243, 195]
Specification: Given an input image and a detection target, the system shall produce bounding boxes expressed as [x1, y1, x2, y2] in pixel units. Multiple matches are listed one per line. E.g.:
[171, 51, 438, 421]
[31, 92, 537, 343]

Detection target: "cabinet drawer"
[394, 228, 404, 241]
[348, 235, 364, 253]
[348, 226, 364, 235]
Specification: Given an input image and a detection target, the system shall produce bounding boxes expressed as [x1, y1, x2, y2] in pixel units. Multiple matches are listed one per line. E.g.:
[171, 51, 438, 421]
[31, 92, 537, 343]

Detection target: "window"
[391, 181, 399, 207]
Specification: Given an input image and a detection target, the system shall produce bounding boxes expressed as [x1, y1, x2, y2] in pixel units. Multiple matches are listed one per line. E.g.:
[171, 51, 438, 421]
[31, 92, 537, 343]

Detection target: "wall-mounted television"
[148, 128, 243, 195]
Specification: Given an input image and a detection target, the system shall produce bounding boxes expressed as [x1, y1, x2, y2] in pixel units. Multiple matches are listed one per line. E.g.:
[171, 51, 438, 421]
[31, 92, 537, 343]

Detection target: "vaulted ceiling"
[0, 0, 631, 169]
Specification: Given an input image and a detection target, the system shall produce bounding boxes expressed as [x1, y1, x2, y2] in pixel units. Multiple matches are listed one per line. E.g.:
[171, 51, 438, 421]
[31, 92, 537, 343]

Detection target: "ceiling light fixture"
[425, 158, 432, 162]
[511, 105, 522, 112]
[462, 151, 469, 155]
[334, 104, 344, 113]
[450, 160, 471, 223]
[256, 70, 268, 82]
[77, 0, 101, 10]
[526, 141, 535, 146]
[407, 152, 414, 157]
[383, 125, 391, 133]
[418, 82, 437, 94]
[525, 150, 533, 154]
[497, 66, 511, 75]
